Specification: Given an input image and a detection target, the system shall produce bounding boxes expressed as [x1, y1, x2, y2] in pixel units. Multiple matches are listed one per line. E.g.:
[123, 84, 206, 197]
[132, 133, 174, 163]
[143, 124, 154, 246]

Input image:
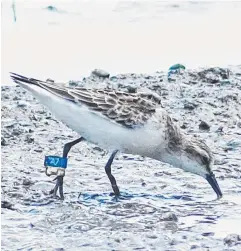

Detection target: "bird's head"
[180, 138, 223, 199]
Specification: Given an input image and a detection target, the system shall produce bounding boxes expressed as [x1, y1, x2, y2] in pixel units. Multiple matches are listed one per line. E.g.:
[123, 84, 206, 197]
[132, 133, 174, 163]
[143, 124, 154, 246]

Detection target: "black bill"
[206, 173, 223, 199]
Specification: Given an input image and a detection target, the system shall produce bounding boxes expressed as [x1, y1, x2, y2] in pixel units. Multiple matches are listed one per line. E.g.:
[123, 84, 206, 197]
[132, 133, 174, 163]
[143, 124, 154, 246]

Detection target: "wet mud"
[1, 66, 241, 250]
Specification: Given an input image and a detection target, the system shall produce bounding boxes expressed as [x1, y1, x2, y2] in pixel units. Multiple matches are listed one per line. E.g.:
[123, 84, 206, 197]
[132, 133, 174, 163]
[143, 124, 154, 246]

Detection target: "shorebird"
[10, 72, 223, 200]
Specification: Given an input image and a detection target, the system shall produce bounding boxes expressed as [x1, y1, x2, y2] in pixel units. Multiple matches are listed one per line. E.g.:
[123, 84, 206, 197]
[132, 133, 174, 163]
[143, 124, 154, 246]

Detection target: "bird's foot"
[49, 176, 64, 200]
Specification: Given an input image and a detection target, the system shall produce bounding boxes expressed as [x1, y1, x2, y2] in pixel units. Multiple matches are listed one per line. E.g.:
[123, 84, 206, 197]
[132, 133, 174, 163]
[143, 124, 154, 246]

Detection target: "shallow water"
[2, 65, 241, 250]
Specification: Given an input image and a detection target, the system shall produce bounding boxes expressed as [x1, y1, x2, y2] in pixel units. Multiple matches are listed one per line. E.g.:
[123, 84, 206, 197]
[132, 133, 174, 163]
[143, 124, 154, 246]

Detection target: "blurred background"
[2, 0, 241, 85]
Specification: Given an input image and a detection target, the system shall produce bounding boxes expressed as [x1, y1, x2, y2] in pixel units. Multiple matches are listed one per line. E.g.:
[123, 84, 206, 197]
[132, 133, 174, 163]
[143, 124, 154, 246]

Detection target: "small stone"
[1, 137, 7, 146]
[93, 146, 103, 152]
[184, 100, 198, 110]
[202, 232, 214, 237]
[180, 123, 188, 129]
[110, 76, 118, 81]
[22, 178, 33, 186]
[34, 148, 43, 153]
[25, 135, 34, 143]
[69, 80, 81, 87]
[3, 94, 10, 100]
[224, 234, 241, 246]
[127, 85, 137, 93]
[216, 126, 224, 132]
[13, 96, 21, 101]
[1, 201, 13, 210]
[46, 78, 54, 83]
[199, 121, 210, 130]
[220, 80, 231, 85]
[12, 128, 24, 136]
[91, 69, 110, 78]
[190, 244, 200, 249]
[17, 101, 28, 108]
[160, 212, 178, 222]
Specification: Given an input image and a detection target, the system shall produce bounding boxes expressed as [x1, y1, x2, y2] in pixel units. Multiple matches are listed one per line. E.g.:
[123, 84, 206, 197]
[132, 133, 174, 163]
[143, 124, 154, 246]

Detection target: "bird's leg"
[105, 150, 120, 196]
[50, 137, 83, 199]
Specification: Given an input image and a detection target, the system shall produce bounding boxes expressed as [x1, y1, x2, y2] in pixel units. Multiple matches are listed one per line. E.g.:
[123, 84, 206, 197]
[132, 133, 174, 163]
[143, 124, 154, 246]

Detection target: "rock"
[46, 78, 54, 83]
[22, 178, 33, 186]
[110, 76, 118, 81]
[216, 126, 224, 132]
[160, 212, 178, 222]
[202, 232, 214, 237]
[180, 122, 189, 129]
[25, 135, 34, 143]
[1, 201, 14, 210]
[127, 85, 137, 93]
[199, 121, 210, 130]
[91, 69, 110, 78]
[4, 121, 17, 128]
[92, 146, 103, 152]
[34, 148, 43, 153]
[220, 80, 231, 86]
[12, 127, 24, 136]
[224, 234, 241, 247]
[13, 96, 21, 101]
[69, 80, 82, 87]
[183, 100, 198, 110]
[1, 137, 7, 146]
[17, 101, 28, 108]
[3, 94, 10, 100]
[198, 67, 230, 83]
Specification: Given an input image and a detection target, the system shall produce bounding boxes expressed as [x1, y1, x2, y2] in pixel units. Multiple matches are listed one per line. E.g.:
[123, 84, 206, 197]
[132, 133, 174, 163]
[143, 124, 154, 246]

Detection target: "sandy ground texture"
[1, 66, 241, 250]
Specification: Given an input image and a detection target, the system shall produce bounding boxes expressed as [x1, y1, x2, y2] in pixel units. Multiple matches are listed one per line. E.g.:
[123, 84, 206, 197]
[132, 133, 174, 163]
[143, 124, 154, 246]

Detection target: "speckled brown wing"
[10, 72, 161, 128]
[68, 88, 159, 128]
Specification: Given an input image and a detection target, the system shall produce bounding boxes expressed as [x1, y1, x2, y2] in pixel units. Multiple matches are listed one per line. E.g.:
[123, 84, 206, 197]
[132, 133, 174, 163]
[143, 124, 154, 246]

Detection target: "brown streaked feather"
[68, 88, 160, 128]
[10, 73, 163, 129]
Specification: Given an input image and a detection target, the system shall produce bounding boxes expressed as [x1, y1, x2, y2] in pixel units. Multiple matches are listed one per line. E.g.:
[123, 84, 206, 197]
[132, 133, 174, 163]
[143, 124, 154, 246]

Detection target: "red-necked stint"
[10, 72, 223, 200]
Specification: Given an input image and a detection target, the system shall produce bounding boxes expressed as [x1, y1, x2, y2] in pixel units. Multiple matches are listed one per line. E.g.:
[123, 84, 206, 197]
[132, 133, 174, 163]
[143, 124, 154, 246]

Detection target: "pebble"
[1, 137, 7, 146]
[13, 96, 21, 101]
[17, 101, 28, 108]
[224, 234, 241, 246]
[127, 85, 137, 93]
[34, 148, 43, 153]
[199, 121, 210, 130]
[46, 78, 54, 83]
[160, 212, 178, 222]
[91, 69, 110, 78]
[69, 80, 82, 87]
[180, 122, 188, 129]
[202, 232, 214, 237]
[183, 100, 199, 110]
[1, 201, 14, 210]
[22, 178, 33, 186]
